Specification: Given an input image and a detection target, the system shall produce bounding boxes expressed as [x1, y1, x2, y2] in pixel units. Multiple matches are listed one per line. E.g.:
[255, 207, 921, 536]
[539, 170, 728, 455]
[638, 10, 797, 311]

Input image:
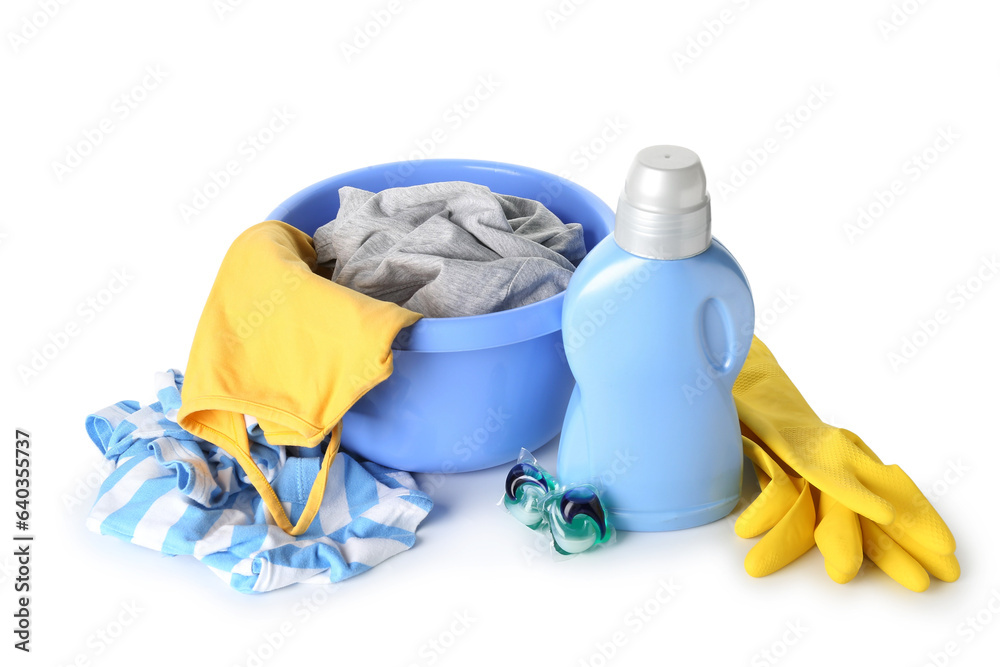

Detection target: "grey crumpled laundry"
[313, 182, 586, 318]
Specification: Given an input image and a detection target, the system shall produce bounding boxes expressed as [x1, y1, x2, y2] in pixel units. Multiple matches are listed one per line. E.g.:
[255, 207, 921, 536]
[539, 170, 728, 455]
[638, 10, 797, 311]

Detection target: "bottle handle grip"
[699, 291, 754, 384]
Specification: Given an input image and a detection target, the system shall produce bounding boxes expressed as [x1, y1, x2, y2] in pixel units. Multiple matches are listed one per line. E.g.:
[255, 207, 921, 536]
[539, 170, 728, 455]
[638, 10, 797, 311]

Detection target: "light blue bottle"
[557, 146, 754, 532]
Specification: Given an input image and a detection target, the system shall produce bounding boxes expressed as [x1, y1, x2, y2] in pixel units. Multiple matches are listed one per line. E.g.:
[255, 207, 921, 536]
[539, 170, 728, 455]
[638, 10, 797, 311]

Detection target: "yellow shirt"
[178, 221, 421, 535]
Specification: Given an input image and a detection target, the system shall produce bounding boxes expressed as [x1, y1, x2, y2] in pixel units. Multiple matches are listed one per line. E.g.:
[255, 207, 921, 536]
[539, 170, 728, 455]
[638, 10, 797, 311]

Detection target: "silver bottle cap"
[614, 145, 712, 260]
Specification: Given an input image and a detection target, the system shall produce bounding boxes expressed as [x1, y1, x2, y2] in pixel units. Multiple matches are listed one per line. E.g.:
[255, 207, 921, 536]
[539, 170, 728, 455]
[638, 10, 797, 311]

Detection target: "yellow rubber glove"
[733, 336, 960, 589]
[739, 434, 937, 591]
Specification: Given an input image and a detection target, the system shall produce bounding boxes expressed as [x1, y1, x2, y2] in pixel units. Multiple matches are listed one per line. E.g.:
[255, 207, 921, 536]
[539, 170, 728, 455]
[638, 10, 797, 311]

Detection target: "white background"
[3, 1, 999, 665]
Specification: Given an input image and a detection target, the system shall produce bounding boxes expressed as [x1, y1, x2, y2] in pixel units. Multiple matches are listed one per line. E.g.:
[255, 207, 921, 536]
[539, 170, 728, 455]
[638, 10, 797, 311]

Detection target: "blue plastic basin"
[268, 159, 614, 473]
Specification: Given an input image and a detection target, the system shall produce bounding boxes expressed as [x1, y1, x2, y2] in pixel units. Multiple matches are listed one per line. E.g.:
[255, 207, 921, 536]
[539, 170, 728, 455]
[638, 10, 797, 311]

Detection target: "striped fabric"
[85, 370, 432, 594]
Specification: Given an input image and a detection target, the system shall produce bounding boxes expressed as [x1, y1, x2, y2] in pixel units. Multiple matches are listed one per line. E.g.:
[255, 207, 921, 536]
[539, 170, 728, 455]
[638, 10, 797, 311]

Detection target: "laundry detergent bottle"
[556, 145, 754, 531]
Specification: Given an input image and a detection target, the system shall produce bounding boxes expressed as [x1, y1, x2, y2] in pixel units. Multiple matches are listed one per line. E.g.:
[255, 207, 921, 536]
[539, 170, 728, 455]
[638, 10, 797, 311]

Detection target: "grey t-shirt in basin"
[313, 181, 586, 318]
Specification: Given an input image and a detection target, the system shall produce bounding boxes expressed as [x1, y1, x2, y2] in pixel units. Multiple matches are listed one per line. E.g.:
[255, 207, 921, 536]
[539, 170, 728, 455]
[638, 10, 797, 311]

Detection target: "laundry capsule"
[557, 145, 754, 531]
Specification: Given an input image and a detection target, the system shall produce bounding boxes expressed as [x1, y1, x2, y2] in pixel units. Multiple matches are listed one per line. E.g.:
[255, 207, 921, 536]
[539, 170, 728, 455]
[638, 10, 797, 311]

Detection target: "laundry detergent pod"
[546, 484, 612, 555]
[503, 459, 557, 529]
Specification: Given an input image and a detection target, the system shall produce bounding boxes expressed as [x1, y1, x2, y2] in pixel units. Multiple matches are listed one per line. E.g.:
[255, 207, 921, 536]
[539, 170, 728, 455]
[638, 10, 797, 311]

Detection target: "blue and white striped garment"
[85, 370, 433, 594]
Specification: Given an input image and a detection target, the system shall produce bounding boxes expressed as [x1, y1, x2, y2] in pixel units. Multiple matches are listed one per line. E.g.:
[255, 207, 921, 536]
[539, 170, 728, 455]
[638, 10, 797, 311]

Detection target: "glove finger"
[859, 517, 930, 593]
[744, 481, 816, 578]
[815, 494, 863, 584]
[854, 461, 957, 555]
[889, 532, 960, 583]
[736, 437, 800, 539]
